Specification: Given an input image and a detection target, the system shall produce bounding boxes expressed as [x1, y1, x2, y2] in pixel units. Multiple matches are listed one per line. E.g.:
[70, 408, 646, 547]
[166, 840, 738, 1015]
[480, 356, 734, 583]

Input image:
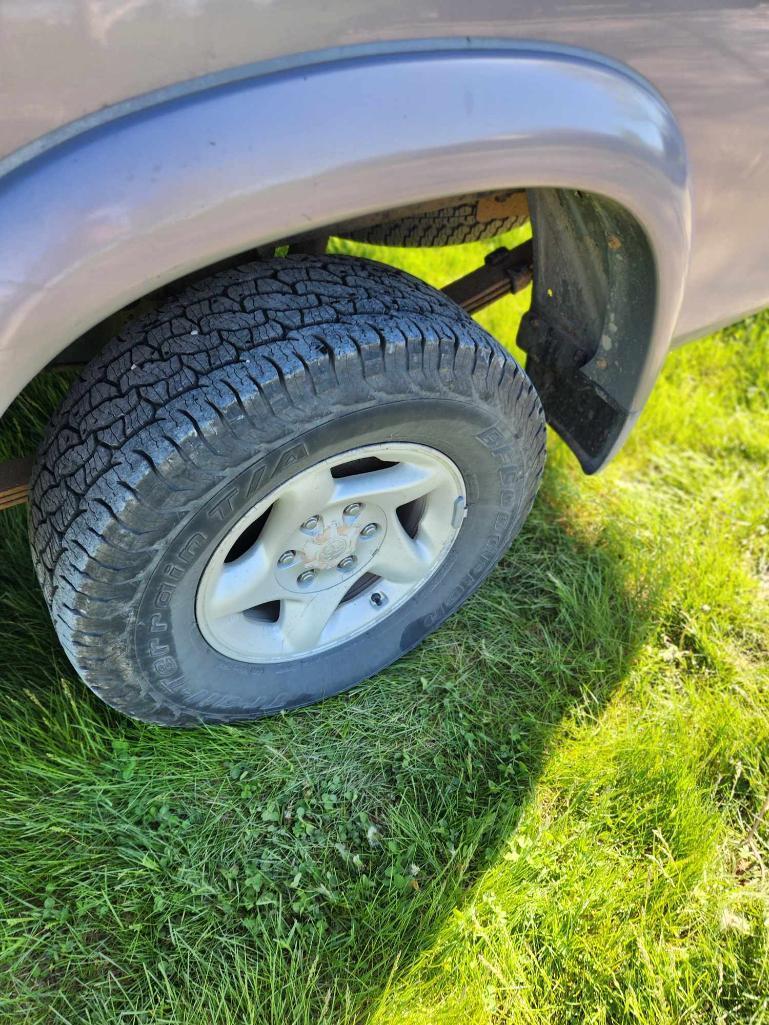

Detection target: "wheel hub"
[274, 502, 387, 592]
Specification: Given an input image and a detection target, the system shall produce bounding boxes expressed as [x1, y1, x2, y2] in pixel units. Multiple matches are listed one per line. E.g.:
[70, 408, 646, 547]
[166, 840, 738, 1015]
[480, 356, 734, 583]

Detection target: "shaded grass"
[0, 232, 767, 1023]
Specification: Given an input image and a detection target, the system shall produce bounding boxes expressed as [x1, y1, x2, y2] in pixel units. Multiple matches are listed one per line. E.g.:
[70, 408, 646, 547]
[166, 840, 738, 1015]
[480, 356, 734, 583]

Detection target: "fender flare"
[0, 44, 691, 465]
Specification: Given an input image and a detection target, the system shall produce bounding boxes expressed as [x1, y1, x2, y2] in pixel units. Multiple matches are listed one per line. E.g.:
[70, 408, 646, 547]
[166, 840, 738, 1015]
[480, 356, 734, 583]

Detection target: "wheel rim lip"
[195, 441, 466, 664]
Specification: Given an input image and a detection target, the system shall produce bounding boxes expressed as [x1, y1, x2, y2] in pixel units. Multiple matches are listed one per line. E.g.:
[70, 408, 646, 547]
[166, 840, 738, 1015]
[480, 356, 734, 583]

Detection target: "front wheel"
[29, 255, 545, 725]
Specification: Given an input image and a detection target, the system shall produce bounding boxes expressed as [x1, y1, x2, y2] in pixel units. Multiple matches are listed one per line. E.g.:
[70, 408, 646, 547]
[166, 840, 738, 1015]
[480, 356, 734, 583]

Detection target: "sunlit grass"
[0, 232, 767, 1023]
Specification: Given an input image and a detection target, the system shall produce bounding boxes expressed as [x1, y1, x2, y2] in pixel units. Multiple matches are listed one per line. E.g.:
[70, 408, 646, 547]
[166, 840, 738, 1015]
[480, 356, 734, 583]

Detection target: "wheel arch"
[0, 42, 690, 469]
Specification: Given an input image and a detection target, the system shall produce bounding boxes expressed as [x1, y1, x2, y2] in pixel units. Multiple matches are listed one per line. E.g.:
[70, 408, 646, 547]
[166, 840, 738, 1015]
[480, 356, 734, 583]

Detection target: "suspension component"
[442, 239, 533, 314]
[0, 456, 33, 511]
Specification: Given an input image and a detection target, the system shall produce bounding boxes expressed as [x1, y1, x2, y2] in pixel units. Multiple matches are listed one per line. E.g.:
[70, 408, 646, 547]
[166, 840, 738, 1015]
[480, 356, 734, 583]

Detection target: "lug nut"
[301, 515, 320, 531]
[343, 503, 363, 518]
[297, 570, 316, 585]
[278, 550, 296, 566]
[360, 523, 378, 539]
[337, 555, 357, 571]
[370, 591, 387, 608]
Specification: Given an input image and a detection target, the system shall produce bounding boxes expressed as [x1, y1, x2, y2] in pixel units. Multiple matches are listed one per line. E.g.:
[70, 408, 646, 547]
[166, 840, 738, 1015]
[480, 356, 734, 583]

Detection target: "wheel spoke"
[267, 466, 336, 544]
[278, 589, 345, 652]
[368, 517, 439, 584]
[332, 462, 443, 513]
[205, 466, 336, 619]
[206, 545, 279, 619]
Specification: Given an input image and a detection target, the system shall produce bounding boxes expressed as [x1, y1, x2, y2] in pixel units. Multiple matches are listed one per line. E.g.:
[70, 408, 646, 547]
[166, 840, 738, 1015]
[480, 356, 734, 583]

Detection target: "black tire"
[29, 255, 545, 726]
[344, 191, 529, 248]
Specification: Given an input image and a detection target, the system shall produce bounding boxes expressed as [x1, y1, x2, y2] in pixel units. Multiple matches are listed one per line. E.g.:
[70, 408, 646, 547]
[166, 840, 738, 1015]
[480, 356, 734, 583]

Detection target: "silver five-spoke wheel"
[196, 443, 466, 662]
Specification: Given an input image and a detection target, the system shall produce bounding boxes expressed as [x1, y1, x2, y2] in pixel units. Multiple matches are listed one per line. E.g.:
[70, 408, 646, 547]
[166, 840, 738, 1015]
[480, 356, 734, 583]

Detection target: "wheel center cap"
[302, 520, 357, 570]
[319, 537, 348, 563]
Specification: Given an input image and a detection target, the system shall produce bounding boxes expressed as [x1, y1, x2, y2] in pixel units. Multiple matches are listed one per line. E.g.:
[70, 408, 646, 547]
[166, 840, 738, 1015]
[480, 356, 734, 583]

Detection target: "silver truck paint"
[0, 1, 766, 446]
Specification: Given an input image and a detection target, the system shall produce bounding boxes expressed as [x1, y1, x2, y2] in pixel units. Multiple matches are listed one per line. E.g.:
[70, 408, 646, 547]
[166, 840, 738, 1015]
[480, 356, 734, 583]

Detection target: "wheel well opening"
[4, 186, 656, 487]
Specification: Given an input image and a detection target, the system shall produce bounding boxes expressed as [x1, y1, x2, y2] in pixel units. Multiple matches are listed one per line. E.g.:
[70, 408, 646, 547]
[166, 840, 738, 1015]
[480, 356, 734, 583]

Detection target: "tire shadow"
[350, 455, 658, 1022]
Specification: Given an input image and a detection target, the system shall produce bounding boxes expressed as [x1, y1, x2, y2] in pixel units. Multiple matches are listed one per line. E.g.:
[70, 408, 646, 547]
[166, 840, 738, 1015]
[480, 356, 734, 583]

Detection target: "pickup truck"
[1, 1, 767, 724]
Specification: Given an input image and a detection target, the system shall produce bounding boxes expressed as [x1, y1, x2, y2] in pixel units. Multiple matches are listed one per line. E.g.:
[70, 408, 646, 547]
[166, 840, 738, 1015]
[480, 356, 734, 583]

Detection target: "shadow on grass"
[0, 378, 660, 1023]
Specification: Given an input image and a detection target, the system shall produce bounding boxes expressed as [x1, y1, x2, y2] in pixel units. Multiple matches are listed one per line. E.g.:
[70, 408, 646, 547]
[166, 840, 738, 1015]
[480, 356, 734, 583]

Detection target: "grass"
[0, 229, 768, 1024]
